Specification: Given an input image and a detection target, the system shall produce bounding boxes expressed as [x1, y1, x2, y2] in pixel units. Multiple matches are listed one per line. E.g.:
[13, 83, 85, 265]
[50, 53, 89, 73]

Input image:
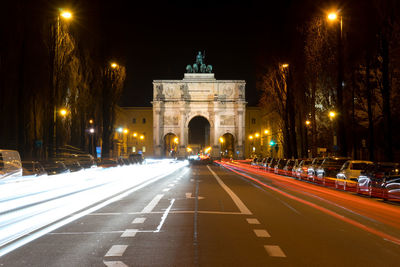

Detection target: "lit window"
[251, 118, 256, 124]
[142, 146, 146, 152]
[132, 146, 136, 153]
[142, 118, 146, 124]
[132, 118, 136, 124]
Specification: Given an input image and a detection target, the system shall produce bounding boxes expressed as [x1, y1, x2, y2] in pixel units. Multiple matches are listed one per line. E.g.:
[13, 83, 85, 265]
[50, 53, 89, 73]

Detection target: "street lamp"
[327, 10, 346, 156]
[111, 62, 118, 69]
[59, 108, 68, 117]
[329, 111, 336, 119]
[51, 9, 73, 158]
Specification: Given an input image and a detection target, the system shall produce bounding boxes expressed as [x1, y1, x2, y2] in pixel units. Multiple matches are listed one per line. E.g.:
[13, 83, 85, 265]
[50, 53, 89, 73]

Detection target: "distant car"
[336, 160, 373, 190]
[283, 159, 297, 176]
[22, 161, 47, 176]
[129, 153, 145, 164]
[274, 158, 287, 174]
[98, 158, 119, 168]
[267, 158, 278, 172]
[357, 162, 400, 200]
[64, 160, 84, 172]
[296, 159, 313, 179]
[41, 161, 70, 175]
[307, 158, 325, 181]
[315, 157, 350, 185]
[77, 154, 97, 169]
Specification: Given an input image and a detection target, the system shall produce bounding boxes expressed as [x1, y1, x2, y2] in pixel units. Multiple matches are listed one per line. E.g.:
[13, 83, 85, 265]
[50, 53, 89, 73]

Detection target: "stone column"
[237, 109, 244, 159]
[153, 104, 161, 157]
[178, 108, 186, 157]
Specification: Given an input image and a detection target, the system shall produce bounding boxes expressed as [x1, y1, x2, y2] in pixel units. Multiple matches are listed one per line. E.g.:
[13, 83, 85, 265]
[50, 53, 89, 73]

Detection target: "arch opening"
[188, 116, 210, 155]
[220, 133, 235, 158]
[164, 133, 179, 158]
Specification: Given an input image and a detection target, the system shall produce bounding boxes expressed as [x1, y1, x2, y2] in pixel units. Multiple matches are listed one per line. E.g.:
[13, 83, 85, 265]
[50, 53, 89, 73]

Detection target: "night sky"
[80, 0, 326, 107]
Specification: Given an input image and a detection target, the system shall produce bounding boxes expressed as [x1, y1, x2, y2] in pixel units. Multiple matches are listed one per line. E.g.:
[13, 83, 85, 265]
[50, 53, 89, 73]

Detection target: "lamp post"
[305, 120, 311, 158]
[51, 9, 72, 158]
[219, 137, 225, 158]
[329, 111, 337, 155]
[327, 11, 347, 156]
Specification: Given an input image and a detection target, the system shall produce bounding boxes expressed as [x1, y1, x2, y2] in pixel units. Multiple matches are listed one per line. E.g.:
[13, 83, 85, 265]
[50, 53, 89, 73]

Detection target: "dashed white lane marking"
[141, 194, 164, 213]
[264, 245, 286, 257]
[154, 198, 175, 232]
[132, 217, 146, 224]
[207, 166, 252, 215]
[254, 229, 271, 237]
[105, 245, 128, 257]
[103, 261, 128, 267]
[121, 229, 138, 237]
[163, 188, 170, 192]
[246, 218, 260, 224]
[168, 184, 175, 187]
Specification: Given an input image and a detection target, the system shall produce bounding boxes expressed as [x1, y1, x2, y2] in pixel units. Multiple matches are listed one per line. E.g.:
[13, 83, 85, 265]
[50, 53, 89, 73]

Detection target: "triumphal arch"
[152, 52, 246, 158]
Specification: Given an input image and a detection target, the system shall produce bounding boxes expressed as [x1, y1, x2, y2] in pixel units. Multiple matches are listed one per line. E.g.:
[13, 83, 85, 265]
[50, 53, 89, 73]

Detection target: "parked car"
[357, 162, 400, 200]
[307, 158, 325, 181]
[77, 154, 97, 169]
[129, 153, 145, 164]
[315, 157, 350, 184]
[296, 159, 313, 179]
[251, 157, 259, 166]
[0, 149, 22, 179]
[261, 157, 270, 168]
[99, 158, 119, 168]
[283, 159, 297, 176]
[41, 161, 70, 175]
[22, 161, 47, 176]
[336, 160, 373, 190]
[258, 157, 267, 167]
[274, 159, 287, 174]
[267, 158, 278, 172]
[64, 160, 84, 172]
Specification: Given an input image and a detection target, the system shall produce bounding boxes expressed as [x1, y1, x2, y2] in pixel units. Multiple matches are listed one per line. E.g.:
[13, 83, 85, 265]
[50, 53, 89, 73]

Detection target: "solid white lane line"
[163, 188, 170, 192]
[105, 245, 128, 257]
[103, 261, 128, 267]
[246, 218, 260, 224]
[121, 229, 138, 237]
[254, 229, 271, 237]
[264, 245, 286, 257]
[207, 166, 252, 215]
[141, 194, 164, 213]
[154, 198, 175, 232]
[132, 217, 146, 224]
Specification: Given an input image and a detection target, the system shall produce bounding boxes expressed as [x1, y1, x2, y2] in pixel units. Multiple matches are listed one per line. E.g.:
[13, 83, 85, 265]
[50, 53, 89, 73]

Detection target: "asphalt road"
[1, 162, 400, 266]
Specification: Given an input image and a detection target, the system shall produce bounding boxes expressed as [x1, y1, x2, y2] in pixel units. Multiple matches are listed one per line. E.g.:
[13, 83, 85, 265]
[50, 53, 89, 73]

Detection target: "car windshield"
[323, 159, 347, 167]
[351, 163, 372, 170]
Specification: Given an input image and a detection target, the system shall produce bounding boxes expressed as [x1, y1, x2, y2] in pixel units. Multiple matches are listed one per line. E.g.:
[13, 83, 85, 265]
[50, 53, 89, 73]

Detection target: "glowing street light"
[327, 12, 338, 21]
[264, 129, 269, 135]
[281, 63, 289, 68]
[255, 133, 260, 138]
[305, 120, 311, 126]
[140, 135, 145, 140]
[173, 137, 179, 144]
[329, 111, 336, 119]
[111, 62, 118, 69]
[249, 135, 254, 140]
[89, 128, 95, 134]
[133, 132, 138, 137]
[123, 129, 129, 134]
[89, 119, 94, 124]
[219, 137, 225, 143]
[59, 108, 68, 117]
[187, 147, 192, 152]
[117, 127, 123, 133]
[60, 10, 72, 20]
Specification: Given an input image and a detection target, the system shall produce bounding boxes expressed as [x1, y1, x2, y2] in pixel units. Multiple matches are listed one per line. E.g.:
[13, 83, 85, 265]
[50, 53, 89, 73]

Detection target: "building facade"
[152, 73, 246, 159]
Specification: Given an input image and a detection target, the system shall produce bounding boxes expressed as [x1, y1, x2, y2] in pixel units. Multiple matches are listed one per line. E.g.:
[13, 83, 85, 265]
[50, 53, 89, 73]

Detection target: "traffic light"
[269, 140, 276, 146]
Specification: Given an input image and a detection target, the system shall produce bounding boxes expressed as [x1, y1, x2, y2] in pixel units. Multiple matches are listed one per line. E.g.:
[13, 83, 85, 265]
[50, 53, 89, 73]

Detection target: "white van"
[0, 150, 22, 179]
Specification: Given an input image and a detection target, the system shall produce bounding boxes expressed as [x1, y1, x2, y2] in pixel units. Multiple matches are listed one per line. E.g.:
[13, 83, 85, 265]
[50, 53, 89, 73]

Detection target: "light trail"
[0, 160, 188, 257]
